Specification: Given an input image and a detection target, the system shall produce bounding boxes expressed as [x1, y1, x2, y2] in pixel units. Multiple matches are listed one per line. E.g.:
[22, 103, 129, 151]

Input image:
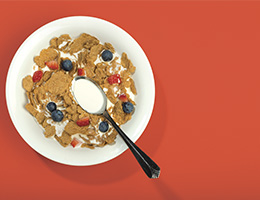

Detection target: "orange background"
[1, 1, 260, 200]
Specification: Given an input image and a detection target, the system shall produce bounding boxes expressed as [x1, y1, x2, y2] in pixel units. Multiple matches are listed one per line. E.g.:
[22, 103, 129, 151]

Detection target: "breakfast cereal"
[22, 33, 137, 149]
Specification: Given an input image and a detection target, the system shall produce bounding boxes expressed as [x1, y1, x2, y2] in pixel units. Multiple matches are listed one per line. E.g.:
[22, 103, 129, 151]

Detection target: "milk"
[73, 79, 105, 113]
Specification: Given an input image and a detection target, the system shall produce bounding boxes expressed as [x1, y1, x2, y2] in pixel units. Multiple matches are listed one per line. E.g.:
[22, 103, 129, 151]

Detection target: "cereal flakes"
[22, 33, 137, 149]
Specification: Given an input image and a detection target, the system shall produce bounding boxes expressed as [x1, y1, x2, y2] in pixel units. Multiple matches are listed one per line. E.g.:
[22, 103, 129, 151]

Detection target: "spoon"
[72, 76, 160, 178]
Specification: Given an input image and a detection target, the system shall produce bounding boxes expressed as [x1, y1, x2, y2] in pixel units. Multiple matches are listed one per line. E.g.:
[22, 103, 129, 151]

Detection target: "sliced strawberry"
[118, 94, 128, 102]
[45, 60, 59, 70]
[71, 138, 82, 148]
[78, 68, 85, 76]
[32, 70, 43, 82]
[107, 74, 121, 85]
[76, 117, 90, 127]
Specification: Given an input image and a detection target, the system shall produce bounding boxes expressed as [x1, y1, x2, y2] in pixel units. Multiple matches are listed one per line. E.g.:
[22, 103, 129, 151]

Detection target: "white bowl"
[5, 16, 155, 166]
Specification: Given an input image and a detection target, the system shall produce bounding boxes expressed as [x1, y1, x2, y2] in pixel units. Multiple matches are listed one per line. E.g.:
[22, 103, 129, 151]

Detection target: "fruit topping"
[76, 117, 90, 127]
[101, 50, 113, 61]
[32, 70, 43, 82]
[118, 94, 128, 102]
[99, 121, 109, 132]
[61, 59, 73, 71]
[45, 60, 59, 70]
[107, 74, 121, 85]
[122, 102, 134, 114]
[78, 68, 85, 76]
[51, 110, 64, 122]
[71, 138, 82, 148]
[46, 102, 57, 112]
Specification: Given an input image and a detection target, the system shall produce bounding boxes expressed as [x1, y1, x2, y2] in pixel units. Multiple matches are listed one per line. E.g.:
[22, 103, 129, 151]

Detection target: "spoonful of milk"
[72, 76, 160, 179]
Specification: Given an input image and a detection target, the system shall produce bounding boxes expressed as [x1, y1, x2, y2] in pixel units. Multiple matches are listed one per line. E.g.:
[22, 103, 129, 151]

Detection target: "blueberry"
[51, 110, 64, 122]
[101, 50, 113, 61]
[122, 102, 134, 114]
[99, 121, 109, 132]
[61, 59, 73, 71]
[46, 102, 57, 112]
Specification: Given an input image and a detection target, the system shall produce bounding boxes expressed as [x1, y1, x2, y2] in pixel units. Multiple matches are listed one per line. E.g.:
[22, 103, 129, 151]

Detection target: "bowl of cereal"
[6, 16, 155, 166]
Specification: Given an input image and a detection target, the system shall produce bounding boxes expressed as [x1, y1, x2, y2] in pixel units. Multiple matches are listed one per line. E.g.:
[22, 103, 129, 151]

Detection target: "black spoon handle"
[103, 110, 160, 179]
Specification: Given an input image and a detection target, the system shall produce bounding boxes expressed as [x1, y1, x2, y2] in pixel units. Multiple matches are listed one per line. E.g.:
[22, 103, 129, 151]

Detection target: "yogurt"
[73, 79, 105, 113]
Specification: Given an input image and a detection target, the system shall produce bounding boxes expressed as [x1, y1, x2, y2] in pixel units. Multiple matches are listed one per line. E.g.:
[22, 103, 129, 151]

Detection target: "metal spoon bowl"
[72, 76, 160, 179]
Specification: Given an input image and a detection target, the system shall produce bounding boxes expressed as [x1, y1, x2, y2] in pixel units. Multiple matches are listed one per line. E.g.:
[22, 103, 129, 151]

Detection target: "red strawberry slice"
[45, 60, 59, 70]
[71, 138, 82, 148]
[32, 70, 43, 82]
[78, 68, 85, 76]
[118, 94, 128, 102]
[107, 74, 121, 85]
[76, 117, 90, 127]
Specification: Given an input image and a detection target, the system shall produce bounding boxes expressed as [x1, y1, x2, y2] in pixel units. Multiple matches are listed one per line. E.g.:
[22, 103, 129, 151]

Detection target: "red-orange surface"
[1, 1, 260, 200]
